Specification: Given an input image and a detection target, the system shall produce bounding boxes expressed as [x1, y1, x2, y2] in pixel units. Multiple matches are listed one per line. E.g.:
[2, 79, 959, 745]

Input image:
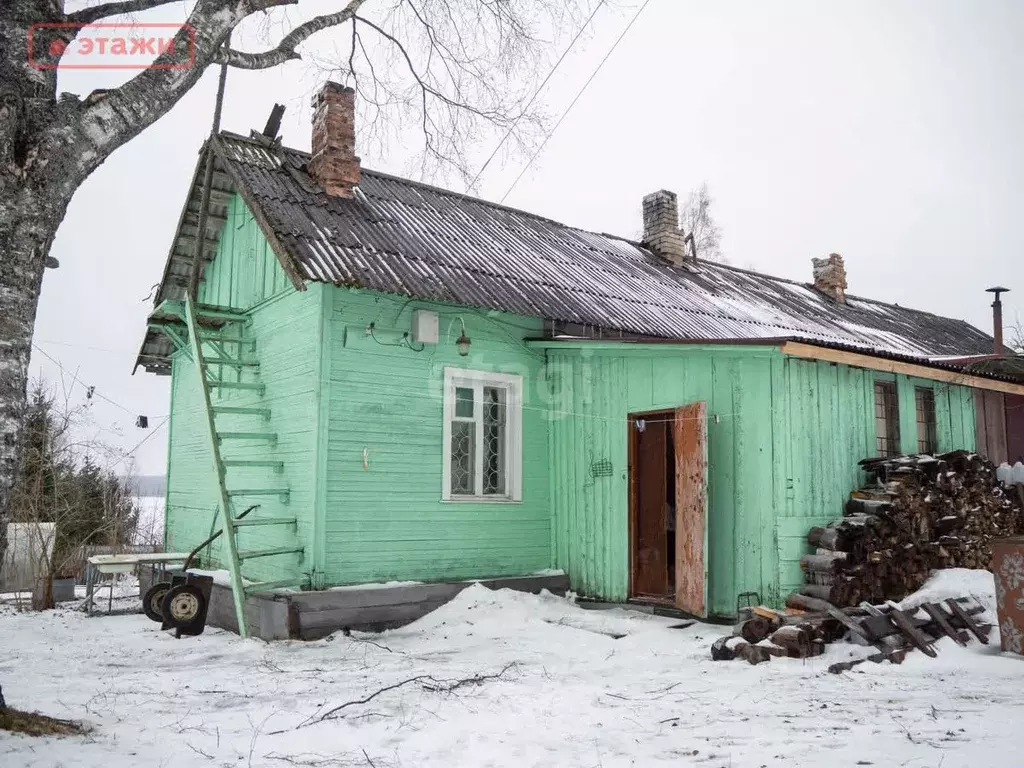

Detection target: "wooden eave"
[781, 341, 1024, 396]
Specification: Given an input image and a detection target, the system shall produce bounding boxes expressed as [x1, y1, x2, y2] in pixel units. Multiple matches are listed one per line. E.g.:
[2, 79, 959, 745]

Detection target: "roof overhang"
[132, 136, 305, 375]
[529, 336, 1024, 395]
[780, 341, 1024, 396]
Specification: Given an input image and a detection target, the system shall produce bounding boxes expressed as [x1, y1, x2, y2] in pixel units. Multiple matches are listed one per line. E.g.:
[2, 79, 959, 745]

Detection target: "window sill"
[442, 496, 522, 504]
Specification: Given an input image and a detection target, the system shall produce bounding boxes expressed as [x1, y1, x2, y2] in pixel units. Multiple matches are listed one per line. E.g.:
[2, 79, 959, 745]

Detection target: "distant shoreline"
[120, 475, 166, 497]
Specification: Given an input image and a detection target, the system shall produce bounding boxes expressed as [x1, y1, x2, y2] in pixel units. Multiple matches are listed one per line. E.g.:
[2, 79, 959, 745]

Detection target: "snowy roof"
[136, 132, 998, 374]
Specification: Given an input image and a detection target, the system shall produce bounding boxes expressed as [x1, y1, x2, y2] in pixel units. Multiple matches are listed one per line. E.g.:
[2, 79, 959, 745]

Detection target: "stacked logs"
[792, 450, 1024, 608]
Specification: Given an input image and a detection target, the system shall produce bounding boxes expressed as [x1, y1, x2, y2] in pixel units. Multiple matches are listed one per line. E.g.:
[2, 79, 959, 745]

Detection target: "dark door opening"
[629, 412, 675, 601]
[628, 403, 708, 615]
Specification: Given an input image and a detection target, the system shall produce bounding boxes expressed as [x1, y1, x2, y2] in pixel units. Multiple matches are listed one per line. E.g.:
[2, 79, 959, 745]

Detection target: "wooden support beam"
[921, 603, 968, 646]
[945, 598, 990, 644]
[781, 341, 1024, 396]
[888, 608, 938, 657]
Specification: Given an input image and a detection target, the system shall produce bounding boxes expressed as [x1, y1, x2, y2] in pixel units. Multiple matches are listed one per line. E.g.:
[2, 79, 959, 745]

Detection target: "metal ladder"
[154, 295, 306, 637]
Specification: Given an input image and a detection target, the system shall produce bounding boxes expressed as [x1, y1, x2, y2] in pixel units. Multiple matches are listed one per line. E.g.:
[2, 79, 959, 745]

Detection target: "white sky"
[33, 0, 1024, 475]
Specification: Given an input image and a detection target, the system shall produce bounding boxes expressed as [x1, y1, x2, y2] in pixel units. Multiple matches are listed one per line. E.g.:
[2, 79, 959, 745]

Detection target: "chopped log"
[735, 618, 773, 644]
[799, 584, 836, 602]
[739, 643, 772, 665]
[800, 552, 848, 573]
[710, 636, 736, 661]
[785, 593, 836, 614]
[771, 625, 813, 658]
[756, 640, 789, 658]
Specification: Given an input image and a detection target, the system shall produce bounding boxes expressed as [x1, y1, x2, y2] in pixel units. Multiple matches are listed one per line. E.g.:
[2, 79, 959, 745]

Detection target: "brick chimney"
[642, 190, 688, 266]
[812, 253, 848, 303]
[308, 82, 360, 197]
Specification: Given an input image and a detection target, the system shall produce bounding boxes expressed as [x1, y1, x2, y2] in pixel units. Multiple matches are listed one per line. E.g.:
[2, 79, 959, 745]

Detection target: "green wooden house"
[136, 83, 1024, 632]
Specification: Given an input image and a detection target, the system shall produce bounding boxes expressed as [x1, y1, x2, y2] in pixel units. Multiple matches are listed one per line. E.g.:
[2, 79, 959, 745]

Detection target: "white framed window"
[442, 368, 523, 502]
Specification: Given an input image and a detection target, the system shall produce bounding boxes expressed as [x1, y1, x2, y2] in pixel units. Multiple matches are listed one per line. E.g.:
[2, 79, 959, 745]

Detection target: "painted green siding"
[546, 346, 980, 617]
[321, 289, 551, 585]
[775, 358, 977, 596]
[161, 193, 984, 606]
[164, 195, 321, 584]
[546, 345, 780, 616]
[198, 193, 293, 309]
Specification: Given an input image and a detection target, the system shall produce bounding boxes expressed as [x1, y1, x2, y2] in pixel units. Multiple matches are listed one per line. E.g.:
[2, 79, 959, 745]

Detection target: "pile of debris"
[793, 451, 1023, 608]
[711, 596, 991, 672]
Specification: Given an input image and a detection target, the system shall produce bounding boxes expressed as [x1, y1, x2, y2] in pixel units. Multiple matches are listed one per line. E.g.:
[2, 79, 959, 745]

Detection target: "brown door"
[631, 417, 669, 597]
[673, 402, 708, 616]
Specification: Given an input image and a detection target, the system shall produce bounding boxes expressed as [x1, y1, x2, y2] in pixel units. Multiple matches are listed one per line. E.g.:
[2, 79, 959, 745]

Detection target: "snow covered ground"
[3, 571, 1024, 767]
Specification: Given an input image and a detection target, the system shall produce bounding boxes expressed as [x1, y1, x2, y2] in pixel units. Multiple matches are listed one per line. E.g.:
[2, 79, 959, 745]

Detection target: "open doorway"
[628, 402, 708, 616]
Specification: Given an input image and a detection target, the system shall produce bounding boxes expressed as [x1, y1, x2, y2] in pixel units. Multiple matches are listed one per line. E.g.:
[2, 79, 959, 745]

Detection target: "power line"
[32, 342, 139, 417]
[466, 0, 607, 193]
[500, 0, 652, 204]
[124, 416, 170, 456]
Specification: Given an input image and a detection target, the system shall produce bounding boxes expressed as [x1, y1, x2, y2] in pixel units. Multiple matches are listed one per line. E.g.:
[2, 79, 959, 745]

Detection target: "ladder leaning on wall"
[149, 294, 307, 637]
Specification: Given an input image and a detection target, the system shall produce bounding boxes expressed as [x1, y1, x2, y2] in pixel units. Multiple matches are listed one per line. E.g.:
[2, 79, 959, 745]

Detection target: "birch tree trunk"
[0, 5, 70, 563]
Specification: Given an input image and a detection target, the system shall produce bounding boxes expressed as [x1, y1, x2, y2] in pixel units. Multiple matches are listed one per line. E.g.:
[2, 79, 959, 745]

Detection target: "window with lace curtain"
[442, 368, 522, 501]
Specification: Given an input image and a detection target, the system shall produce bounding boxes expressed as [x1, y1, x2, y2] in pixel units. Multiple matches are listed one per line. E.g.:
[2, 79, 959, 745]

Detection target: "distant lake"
[121, 475, 166, 498]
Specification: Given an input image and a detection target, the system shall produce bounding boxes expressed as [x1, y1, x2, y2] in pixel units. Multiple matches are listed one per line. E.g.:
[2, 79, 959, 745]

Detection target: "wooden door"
[673, 401, 708, 616]
[633, 420, 669, 597]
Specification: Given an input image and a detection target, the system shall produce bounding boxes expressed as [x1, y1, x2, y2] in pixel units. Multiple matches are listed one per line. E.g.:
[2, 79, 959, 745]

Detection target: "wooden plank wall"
[975, 389, 1008, 465]
[1006, 394, 1024, 464]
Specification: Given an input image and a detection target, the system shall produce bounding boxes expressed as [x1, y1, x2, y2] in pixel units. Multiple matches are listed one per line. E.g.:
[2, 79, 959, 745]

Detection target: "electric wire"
[465, 0, 607, 194]
[500, 0, 652, 204]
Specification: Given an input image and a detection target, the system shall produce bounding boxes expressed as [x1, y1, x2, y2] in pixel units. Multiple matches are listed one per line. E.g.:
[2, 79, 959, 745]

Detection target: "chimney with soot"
[309, 82, 360, 197]
[812, 253, 847, 303]
[642, 190, 687, 266]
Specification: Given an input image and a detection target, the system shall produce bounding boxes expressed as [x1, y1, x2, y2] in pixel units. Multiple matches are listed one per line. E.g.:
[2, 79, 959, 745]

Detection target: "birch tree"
[680, 182, 724, 263]
[0, 0, 595, 573]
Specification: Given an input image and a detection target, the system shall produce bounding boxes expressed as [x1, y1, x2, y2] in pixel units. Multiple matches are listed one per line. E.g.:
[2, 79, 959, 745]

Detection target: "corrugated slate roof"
[136, 131, 997, 374]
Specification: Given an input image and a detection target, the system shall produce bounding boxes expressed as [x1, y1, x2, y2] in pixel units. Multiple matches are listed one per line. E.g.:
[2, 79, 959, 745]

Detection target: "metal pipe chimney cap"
[986, 286, 1010, 295]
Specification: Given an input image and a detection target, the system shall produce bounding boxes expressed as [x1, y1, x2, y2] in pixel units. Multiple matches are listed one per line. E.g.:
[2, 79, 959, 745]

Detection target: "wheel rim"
[169, 592, 200, 622]
[150, 589, 167, 615]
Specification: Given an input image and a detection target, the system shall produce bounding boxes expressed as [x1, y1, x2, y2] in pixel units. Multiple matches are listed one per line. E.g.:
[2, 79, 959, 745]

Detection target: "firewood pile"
[793, 450, 1024, 609]
[711, 596, 991, 671]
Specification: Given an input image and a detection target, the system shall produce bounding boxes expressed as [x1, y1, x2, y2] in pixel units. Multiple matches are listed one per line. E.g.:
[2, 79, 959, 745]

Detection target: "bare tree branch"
[65, 0, 185, 25]
[220, 1, 369, 69]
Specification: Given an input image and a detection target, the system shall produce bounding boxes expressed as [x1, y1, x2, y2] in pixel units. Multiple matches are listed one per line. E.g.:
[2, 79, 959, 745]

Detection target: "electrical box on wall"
[411, 309, 439, 343]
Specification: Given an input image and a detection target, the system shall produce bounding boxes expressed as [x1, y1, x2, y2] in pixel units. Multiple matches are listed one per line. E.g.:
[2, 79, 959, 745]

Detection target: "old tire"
[142, 582, 172, 623]
[161, 584, 206, 631]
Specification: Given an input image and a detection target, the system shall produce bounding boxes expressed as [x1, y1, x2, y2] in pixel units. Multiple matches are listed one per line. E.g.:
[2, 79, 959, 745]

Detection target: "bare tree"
[0, 0, 597, 581]
[679, 182, 725, 263]
[7, 380, 138, 610]
[1010, 318, 1024, 354]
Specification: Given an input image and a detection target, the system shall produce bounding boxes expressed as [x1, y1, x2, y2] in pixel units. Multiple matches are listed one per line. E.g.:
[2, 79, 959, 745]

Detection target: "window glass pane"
[450, 421, 475, 495]
[874, 381, 899, 457]
[455, 387, 474, 419]
[483, 386, 506, 495]
[915, 387, 937, 454]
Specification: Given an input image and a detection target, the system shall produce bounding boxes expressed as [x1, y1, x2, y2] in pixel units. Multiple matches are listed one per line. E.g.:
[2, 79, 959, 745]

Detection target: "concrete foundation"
[139, 568, 570, 640]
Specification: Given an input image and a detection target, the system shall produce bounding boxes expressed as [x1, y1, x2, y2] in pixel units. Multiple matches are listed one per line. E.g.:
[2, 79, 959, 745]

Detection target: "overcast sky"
[34, 0, 1024, 476]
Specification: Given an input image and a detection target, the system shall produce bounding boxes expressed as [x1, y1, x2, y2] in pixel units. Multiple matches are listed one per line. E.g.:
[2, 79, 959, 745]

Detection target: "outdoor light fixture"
[455, 317, 471, 356]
